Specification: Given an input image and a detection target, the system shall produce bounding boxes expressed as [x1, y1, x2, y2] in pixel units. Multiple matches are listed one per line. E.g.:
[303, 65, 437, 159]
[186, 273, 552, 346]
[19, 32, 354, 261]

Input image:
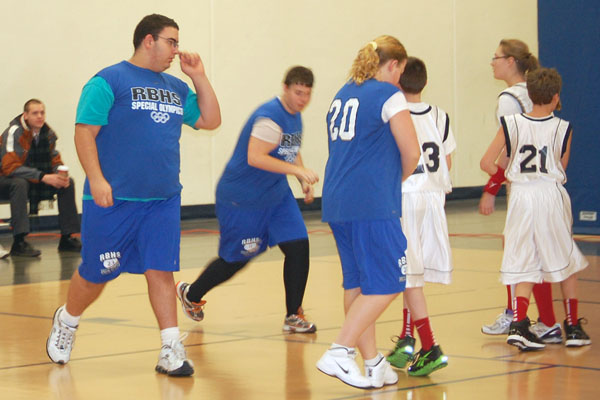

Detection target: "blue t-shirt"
[76, 61, 201, 200]
[216, 97, 302, 207]
[322, 79, 406, 222]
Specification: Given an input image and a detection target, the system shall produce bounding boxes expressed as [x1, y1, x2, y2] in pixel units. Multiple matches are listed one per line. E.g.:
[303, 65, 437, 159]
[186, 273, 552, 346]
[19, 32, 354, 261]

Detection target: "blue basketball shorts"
[78, 195, 181, 283]
[329, 219, 407, 295]
[216, 191, 308, 262]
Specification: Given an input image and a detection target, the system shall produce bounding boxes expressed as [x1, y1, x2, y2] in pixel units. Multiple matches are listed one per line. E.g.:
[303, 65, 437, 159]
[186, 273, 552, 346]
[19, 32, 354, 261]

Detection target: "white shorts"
[402, 191, 453, 287]
[501, 181, 588, 284]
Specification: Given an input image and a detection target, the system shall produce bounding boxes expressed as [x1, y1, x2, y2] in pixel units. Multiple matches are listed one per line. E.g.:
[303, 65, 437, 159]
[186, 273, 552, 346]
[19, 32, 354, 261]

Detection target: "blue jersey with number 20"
[322, 79, 407, 222]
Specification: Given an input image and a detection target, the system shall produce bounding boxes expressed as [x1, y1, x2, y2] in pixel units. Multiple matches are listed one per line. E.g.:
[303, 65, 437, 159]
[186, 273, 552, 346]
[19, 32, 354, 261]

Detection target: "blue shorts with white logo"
[216, 191, 308, 262]
[78, 195, 181, 283]
[329, 219, 407, 295]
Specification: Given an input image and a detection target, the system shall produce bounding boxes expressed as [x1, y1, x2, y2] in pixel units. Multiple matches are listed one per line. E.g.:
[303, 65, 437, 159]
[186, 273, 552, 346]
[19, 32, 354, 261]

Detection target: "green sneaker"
[386, 335, 416, 368]
[407, 345, 448, 377]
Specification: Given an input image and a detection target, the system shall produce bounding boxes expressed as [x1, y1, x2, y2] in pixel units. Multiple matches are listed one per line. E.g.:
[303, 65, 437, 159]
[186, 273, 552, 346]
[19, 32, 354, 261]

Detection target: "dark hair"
[349, 35, 407, 85]
[283, 66, 314, 87]
[499, 39, 539, 77]
[133, 14, 179, 49]
[23, 98, 43, 113]
[527, 67, 562, 106]
[399, 57, 427, 94]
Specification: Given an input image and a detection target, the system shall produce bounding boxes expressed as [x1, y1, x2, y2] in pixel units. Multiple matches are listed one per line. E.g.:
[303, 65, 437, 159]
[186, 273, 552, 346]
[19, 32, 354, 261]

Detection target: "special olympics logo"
[151, 111, 170, 123]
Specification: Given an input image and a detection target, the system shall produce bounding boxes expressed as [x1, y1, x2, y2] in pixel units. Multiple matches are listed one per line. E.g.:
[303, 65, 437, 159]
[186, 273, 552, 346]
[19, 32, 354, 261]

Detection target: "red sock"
[414, 317, 436, 351]
[513, 296, 530, 322]
[564, 298, 578, 326]
[506, 285, 512, 311]
[400, 307, 414, 338]
[532, 282, 556, 326]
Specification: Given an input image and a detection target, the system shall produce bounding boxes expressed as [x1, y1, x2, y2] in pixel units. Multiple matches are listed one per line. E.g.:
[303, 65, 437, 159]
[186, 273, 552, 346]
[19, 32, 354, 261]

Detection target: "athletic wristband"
[39, 172, 46, 181]
[483, 166, 506, 196]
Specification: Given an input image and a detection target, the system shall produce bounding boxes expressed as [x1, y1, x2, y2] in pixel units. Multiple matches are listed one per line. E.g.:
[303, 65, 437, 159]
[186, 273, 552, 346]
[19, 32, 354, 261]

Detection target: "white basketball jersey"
[496, 82, 533, 123]
[502, 113, 572, 184]
[403, 103, 456, 193]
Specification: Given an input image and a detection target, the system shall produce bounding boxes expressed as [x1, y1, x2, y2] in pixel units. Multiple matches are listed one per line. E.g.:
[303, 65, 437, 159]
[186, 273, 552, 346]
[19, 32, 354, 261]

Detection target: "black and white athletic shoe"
[564, 318, 592, 347]
[507, 317, 546, 351]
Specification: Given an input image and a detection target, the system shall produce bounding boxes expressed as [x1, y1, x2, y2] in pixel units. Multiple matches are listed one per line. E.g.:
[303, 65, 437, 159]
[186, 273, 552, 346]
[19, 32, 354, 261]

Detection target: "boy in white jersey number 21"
[480, 67, 591, 351]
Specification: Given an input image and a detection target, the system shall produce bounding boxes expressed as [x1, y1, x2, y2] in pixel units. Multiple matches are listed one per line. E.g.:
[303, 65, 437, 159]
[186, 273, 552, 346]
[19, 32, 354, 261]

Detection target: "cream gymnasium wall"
[0, 0, 537, 220]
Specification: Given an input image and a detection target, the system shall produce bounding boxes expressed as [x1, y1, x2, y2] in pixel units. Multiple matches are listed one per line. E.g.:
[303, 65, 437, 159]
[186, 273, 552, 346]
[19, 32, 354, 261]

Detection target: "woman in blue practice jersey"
[316, 35, 420, 389]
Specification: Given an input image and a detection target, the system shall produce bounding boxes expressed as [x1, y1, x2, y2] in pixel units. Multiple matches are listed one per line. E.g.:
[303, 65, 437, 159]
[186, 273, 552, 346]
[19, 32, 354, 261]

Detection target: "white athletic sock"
[330, 343, 353, 352]
[160, 327, 180, 346]
[364, 353, 384, 366]
[60, 305, 80, 328]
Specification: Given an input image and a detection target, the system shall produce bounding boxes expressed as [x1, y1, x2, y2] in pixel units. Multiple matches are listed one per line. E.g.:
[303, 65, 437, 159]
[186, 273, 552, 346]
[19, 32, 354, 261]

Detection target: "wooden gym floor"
[0, 198, 598, 400]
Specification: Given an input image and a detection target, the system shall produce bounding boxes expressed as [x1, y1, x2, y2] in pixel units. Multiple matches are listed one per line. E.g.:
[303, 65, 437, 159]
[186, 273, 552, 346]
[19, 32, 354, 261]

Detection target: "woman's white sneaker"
[365, 354, 398, 388]
[316, 347, 372, 389]
[482, 309, 513, 335]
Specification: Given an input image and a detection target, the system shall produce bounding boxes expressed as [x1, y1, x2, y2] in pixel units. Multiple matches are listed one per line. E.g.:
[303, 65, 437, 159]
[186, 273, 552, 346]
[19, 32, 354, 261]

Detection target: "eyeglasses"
[491, 55, 509, 62]
[157, 36, 179, 49]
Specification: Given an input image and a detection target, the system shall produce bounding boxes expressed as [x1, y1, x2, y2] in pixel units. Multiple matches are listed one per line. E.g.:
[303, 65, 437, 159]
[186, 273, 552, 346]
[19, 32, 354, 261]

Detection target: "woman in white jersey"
[480, 39, 561, 344]
[480, 39, 537, 213]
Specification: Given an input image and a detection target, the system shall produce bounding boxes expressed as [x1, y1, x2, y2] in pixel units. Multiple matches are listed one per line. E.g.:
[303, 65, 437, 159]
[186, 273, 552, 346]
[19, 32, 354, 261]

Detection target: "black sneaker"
[507, 317, 545, 351]
[564, 318, 592, 347]
[386, 335, 416, 368]
[10, 240, 42, 257]
[58, 236, 82, 253]
[407, 345, 448, 376]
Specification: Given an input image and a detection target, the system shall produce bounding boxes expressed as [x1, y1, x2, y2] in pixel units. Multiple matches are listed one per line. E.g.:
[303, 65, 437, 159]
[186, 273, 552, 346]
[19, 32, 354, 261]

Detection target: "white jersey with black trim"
[496, 82, 533, 124]
[502, 113, 572, 184]
[402, 102, 456, 193]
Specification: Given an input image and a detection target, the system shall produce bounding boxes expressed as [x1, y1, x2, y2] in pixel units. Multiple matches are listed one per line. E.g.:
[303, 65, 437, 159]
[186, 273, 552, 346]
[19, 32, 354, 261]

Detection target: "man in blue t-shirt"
[176, 66, 319, 334]
[46, 14, 221, 377]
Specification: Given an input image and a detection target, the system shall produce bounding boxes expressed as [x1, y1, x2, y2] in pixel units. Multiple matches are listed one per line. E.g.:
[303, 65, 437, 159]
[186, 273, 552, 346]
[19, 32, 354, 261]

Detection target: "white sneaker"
[0, 245, 9, 259]
[482, 309, 513, 335]
[365, 354, 398, 388]
[530, 320, 563, 344]
[155, 334, 194, 376]
[316, 347, 372, 389]
[46, 306, 77, 364]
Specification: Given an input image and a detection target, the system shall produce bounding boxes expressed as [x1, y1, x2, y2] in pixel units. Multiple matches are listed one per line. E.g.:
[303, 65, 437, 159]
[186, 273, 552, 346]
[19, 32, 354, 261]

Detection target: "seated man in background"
[0, 99, 81, 257]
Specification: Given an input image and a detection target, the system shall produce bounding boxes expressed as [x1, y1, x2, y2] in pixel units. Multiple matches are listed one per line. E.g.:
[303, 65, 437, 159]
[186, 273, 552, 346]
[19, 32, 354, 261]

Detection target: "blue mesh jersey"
[216, 97, 302, 208]
[322, 79, 408, 222]
[76, 61, 201, 200]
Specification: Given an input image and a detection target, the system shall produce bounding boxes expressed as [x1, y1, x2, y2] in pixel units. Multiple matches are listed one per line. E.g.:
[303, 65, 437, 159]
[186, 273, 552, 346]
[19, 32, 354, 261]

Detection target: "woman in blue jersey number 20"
[317, 35, 420, 389]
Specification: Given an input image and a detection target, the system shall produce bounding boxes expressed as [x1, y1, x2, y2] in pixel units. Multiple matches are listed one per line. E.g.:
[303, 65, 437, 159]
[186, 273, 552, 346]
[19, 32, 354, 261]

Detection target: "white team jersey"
[496, 82, 533, 123]
[502, 113, 572, 184]
[402, 103, 456, 193]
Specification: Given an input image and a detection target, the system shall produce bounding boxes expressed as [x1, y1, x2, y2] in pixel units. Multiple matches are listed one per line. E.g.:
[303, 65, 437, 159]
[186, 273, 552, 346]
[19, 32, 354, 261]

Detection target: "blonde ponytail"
[349, 35, 407, 85]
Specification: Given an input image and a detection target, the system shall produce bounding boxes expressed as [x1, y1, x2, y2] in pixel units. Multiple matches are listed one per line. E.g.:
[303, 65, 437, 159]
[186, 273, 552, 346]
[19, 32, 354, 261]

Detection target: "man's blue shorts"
[329, 219, 407, 295]
[78, 195, 181, 283]
[216, 191, 308, 262]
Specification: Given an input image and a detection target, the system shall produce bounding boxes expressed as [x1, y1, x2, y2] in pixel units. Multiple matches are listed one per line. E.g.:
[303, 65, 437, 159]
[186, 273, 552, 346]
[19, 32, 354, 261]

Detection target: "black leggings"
[279, 239, 310, 317]
[186, 257, 249, 302]
[186, 238, 310, 316]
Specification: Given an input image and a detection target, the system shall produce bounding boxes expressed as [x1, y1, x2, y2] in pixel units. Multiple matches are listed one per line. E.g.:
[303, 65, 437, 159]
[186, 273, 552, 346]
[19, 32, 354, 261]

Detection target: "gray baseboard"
[1, 185, 495, 234]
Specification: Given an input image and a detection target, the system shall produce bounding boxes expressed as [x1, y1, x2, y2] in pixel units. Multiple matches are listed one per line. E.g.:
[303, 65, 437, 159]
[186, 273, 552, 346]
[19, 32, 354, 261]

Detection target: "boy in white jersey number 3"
[385, 57, 453, 376]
